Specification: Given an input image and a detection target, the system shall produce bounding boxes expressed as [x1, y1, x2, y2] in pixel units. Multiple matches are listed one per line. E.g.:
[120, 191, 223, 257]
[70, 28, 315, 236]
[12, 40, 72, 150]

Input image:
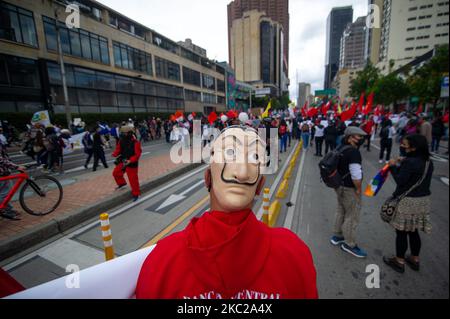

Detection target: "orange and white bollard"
[262, 188, 270, 225]
[100, 213, 115, 261]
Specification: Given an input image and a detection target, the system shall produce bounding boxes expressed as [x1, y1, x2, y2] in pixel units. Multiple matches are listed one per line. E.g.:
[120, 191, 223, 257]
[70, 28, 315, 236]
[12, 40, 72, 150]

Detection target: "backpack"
[301, 124, 310, 132]
[379, 126, 389, 139]
[82, 133, 93, 150]
[318, 145, 352, 188]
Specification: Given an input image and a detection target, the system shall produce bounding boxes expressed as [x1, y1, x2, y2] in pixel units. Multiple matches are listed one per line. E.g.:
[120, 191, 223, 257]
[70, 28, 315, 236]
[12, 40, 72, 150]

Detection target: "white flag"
[31, 111, 52, 127]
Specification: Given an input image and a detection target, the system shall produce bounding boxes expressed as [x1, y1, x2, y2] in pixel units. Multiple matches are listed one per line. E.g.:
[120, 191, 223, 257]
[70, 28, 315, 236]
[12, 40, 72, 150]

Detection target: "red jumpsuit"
[112, 137, 142, 197]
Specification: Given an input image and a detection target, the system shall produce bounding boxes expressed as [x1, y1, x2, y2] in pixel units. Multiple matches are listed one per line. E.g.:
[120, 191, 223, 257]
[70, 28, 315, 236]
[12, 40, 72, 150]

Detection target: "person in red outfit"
[136, 126, 318, 299]
[112, 126, 142, 202]
[0, 268, 24, 298]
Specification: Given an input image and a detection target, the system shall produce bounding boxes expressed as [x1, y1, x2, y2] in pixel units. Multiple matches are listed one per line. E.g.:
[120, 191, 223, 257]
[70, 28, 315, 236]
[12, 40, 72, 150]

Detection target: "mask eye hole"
[224, 148, 236, 161]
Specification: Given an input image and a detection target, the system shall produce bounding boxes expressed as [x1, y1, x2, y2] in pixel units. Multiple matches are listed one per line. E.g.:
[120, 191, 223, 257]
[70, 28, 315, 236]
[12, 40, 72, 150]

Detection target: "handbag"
[380, 160, 430, 223]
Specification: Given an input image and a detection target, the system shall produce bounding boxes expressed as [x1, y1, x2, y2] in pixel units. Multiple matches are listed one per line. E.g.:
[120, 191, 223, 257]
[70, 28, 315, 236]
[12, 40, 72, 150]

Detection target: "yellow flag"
[338, 105, 342, 114]
[262, 100, 272, 118]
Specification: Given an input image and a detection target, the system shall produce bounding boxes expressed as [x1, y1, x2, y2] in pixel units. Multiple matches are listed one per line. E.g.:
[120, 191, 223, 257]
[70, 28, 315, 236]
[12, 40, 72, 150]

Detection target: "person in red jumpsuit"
[136, 126, 318, 299]
[112, 126, 142, 202]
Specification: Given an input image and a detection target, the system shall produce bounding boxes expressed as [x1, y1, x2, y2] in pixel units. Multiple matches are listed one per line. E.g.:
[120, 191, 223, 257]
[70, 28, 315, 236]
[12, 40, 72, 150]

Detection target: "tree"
[407, 44, 449, 110]
[349, 62, 380, 98]
[372, 73, 410, 111]
[278, 93, 291, 109]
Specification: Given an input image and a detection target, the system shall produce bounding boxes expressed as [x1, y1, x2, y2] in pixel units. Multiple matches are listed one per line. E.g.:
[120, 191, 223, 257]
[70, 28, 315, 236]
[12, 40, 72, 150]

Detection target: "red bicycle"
[0, 166, 63, 216]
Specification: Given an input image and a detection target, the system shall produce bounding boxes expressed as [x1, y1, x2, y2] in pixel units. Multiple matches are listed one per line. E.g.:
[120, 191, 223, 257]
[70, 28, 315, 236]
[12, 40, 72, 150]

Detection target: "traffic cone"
[262, 188, 270, 225]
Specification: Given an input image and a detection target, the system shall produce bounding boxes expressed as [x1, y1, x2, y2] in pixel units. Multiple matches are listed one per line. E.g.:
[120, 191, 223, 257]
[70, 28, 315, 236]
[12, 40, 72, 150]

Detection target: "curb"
[0, 163, 203, 262]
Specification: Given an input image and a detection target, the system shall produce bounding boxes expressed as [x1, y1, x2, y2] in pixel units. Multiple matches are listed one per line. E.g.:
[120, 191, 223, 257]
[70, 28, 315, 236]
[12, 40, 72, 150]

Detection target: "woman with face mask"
[383, 134, 434, 274]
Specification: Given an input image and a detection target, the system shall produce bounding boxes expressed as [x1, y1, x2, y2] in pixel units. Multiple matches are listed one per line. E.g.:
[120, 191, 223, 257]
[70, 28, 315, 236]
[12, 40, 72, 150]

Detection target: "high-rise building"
[339, 16, 367, 70]
[365, 0, 384, 65]
[324, 6, 353, 89]
[0, 0, 227, 116]
[229, 9, 286, 96]
[297, 82, 311, 108]
[227, 0, 289, 73]
[372, 0, 449, 73]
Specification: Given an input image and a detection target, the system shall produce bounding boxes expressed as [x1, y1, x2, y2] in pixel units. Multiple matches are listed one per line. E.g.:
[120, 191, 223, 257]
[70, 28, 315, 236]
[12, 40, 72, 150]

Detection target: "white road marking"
[155, 180, 204, 211]
[256, 141, 299, 220]
[284, 151, 306, 229]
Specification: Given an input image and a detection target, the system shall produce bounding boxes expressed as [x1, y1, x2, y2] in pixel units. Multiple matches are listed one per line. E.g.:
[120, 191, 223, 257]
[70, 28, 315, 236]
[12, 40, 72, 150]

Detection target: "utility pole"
[54, 8, 72, 131]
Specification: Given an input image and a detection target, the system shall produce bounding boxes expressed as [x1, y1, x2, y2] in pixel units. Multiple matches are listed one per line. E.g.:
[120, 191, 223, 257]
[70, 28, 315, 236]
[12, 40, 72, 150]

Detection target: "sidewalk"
[0, 149, 197, 260]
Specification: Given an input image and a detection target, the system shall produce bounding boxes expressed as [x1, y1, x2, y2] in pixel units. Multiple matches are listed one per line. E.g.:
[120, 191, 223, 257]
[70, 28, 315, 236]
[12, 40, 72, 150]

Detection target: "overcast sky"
[98, 0, 368, 101]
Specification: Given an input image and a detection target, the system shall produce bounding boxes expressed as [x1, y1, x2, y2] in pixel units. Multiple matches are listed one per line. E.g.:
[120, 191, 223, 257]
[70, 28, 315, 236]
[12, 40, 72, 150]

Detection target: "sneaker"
[330, 236, 345, 246]
[116, 184, 127, 191]
[405, 255, 420, 271]
[341, 243, 367, 258]
[383, 256, 405, 273]
[132, 196, 139, 202]
[378, 160, 383, 164]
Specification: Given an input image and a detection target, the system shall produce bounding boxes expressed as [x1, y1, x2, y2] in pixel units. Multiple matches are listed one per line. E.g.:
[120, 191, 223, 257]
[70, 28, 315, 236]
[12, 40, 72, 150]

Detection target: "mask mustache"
[220, 163, 260, 186]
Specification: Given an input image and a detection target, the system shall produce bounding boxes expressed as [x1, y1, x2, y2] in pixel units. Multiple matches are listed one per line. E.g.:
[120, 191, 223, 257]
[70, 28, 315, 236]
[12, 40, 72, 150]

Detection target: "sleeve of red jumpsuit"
[112, 142, 121, 158]
[128, 140, 142, 164]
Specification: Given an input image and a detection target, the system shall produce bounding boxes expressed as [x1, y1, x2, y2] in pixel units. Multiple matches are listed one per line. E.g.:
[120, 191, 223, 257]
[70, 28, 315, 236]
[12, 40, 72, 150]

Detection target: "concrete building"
[374, 0, 449, 73]
[324, 6, 353, 89]
[297, 82, 311, 108]
[365, 0, 384, 65]
[229, 9, 287, 97]
[177, 38, 207, 58]
[227, 0, 289, 73]
[0, 0, 226, 116]
[339, 16, 367, 70]
[331, 68, 363, 101]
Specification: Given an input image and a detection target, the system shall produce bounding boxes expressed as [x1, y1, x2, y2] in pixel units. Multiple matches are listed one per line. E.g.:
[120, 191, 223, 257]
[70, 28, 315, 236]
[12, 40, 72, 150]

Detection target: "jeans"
[301, 133, 310, 149]
[279, 134, 288, 153]
[336, 135, 344, 148]
[0, 180, 13, 210]
[431, 136, 441, 152]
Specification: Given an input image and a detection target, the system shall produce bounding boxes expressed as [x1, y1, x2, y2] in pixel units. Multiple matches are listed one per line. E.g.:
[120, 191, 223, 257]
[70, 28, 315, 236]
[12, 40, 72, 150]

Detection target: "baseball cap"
[344, 126, 367, 137]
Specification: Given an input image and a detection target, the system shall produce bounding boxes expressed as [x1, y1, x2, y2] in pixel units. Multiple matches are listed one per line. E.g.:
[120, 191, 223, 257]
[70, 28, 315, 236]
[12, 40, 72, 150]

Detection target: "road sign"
[411, 96, 419, 103]
[255, 88, 271, 97]
[315, 89, 336, 97]
[441, 76, 449, 98]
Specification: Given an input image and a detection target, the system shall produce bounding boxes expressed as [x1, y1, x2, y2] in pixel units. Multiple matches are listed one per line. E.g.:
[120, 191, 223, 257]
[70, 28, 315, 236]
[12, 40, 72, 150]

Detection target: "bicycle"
[0, 164, 63, 216]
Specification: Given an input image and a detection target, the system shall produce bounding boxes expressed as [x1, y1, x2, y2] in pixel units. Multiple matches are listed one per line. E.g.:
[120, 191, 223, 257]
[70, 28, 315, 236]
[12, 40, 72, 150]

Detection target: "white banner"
[62, 132, 87, 155]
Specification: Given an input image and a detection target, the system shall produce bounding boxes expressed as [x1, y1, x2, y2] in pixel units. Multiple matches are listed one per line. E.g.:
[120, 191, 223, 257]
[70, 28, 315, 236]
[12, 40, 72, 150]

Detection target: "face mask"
[356, 137, 365, 147]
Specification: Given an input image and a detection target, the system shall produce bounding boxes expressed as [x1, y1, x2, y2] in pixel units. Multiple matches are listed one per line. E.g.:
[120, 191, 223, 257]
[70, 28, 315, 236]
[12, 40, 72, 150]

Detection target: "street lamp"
[54, 8, 72, 132]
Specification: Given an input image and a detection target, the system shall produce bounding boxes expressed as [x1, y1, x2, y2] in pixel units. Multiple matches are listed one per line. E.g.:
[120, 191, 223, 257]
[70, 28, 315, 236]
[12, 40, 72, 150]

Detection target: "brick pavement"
[0, 152, 183, 242]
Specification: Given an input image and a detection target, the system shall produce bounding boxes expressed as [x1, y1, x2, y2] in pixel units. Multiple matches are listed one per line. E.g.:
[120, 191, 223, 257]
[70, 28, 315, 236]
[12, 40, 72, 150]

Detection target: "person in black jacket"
[383, 134, 434, 273]
[92, 126, 109, 172]
[431, 115, 445, 154]
[324, 121, 338, 154]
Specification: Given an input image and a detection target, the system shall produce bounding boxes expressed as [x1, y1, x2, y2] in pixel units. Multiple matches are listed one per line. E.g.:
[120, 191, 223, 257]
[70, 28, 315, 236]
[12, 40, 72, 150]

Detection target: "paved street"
[2, 138, 448, 298]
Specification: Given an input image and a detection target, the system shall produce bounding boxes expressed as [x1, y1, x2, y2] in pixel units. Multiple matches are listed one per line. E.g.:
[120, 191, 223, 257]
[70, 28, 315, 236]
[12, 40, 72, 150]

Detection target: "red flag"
[307, 107, 319, 118]
[364, 92, 374, 115]
[301, 102, 308, 117]
[169, 115, 176, 122]
[226, 110, 238, 119]
[340, 102, 357, 121]
[357, 93, 365, 113]
[322, 101, 331, 116]
[416, 103, 423, 115]
[374, 105, 381, 116]
[208, 112, 217, 125]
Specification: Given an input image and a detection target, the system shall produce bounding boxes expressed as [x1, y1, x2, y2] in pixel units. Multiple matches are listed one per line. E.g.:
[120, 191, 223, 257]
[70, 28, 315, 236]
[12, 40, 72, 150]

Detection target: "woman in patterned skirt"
[383, 134, 434, 273]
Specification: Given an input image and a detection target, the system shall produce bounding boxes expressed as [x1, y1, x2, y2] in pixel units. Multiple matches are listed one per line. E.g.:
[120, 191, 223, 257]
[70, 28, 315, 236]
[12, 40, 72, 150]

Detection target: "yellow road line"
[140, 195, 209, 248]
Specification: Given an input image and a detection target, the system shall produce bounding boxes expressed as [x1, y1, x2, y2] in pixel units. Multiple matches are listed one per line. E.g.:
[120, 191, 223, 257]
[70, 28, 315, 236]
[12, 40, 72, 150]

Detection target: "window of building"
[155, 56, 180, 81]
[437, 12, 449, 16]
[0, 54, 40, 88]
[184, 89, 201, 102]
[181, 47, 200, 64]
[408, 17, 417, 21]
[419, 4, 433, 9]
[0, 1, 38, 47]
[409, 6, 418, 11]
[217, 96, 225, 104]
[43, 16, 109, 65]
[217, 79, 225, 92]
[96, 71, 115, 91]
[99, 91, 117, 107]
[115, 75, 132, 92]
[113, 41, 152, 75]
[417, 25, 431, 29]
[406, 37, 415, 41]
[416, 35, 430, 39]
[405, 47, 414, 51]
[77, 89, 99, 106]
[203, 93, 216, 104]
[202, 74, 215, 90]
[74, 67, 96, 89]
[153, 34, 178, 54]
[182, 67, 201, 87]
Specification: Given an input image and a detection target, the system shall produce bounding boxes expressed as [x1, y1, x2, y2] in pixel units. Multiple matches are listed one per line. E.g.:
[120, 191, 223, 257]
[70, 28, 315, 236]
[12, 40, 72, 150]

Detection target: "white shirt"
[315, 126, 325, 138]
